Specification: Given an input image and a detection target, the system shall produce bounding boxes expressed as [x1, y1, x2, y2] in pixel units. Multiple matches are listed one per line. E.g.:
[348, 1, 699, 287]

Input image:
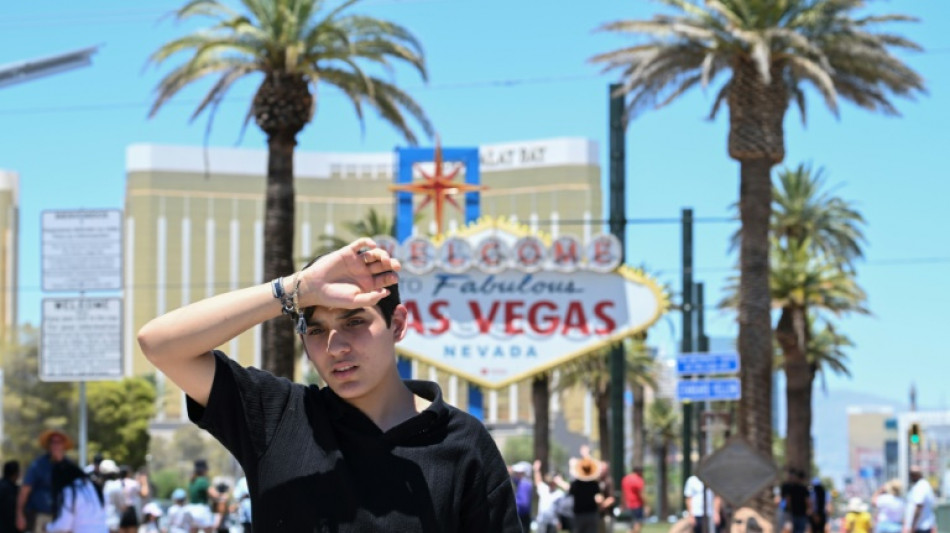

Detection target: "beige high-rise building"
[0, 170, 18, 350]
[125, 138, 605, 439]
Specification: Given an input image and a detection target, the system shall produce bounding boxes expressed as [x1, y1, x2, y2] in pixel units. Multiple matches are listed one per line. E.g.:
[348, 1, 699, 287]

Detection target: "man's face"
[47, 435, 67, 461]
[301, 304, 407, 402]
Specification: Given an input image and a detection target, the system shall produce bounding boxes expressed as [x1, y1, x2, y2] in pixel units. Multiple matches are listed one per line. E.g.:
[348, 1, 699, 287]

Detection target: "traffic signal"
[909, 422, 922, 446]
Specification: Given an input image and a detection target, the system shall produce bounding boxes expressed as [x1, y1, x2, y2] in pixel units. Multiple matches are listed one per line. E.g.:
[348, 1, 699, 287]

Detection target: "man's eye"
[347, 318, 365, 327]
[306, 328, 326, 336]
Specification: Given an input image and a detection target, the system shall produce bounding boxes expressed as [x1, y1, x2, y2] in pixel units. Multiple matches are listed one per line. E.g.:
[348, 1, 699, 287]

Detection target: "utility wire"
[0, 74, 599, 116]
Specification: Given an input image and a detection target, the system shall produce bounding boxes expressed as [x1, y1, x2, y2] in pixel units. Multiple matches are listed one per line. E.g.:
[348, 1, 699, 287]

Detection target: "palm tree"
[148, 0, 433, 379]
[591, 0, 924, 511]
[771, 238, 867, 475]
[317, 207, 398, 255]
[646, 397, 679, 520]
[556, 340, 657, 466]
[626, 334, 658, 470]
[769, 165, 867, 474]
[532, 373, 552, 474]
[772, 164, 865, 271]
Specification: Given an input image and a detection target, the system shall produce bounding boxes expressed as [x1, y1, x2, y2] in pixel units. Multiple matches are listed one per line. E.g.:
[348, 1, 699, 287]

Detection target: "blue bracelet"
[271, 277, 294, 315]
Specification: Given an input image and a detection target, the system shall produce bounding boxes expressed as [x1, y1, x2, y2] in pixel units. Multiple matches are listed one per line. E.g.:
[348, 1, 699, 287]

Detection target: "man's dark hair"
[300, 253, 401, 328]
[2, 460, 18, 479]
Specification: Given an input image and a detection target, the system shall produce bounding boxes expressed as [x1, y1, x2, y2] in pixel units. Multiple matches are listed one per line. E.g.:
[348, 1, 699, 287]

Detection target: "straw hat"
[885, 479, 902, 496]
[571, 457, 602, 482]
[38, 429, 74, 450]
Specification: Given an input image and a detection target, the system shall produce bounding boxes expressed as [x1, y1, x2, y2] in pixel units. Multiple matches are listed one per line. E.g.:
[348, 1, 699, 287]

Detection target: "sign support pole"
[79, 381, 87, 468]
[697, 282, 710, 533]
[77, 290, 88, 468]
[681, 208, 694, 504]
[608, 83, 626, 491]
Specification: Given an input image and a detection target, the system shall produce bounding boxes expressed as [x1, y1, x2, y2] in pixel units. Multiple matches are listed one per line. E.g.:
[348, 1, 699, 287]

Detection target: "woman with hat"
[16, 429, 76, 533]
[844, 497, 872, 533]
[872, 480, 904, 533]
[555, 455, 605, 533]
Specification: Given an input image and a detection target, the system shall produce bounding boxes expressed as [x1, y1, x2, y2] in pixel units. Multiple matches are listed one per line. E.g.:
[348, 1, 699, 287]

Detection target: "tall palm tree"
[591, 0, 924, 511]
[148, 0, 433, 379]
[646, 397, 679, 520]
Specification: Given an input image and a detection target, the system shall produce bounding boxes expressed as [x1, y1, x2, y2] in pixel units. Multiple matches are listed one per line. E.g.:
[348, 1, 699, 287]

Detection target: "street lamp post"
[0, 46, 98, 89]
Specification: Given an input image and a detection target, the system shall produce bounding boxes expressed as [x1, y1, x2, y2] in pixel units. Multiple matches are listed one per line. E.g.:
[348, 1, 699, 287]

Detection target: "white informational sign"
[42, 209, 123, 291]
[391, 220, 668, 389]
[41, 298, 123, 381]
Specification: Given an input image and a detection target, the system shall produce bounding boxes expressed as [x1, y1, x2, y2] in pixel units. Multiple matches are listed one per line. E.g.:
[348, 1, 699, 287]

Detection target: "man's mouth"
[333, 364, 358, 376]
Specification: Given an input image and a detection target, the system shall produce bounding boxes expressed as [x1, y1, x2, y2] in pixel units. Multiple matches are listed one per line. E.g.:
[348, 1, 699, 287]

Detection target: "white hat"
[512, 461, 532, 475]
[98, 459, 119, 475]
[846, 497, 866, 513]
[142, 502, 163, 517]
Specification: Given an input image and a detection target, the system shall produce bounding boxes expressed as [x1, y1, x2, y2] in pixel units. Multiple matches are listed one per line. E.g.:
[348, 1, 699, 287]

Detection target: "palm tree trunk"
[737, 156, 776, 515]
[597, 386, 611, 465]
[777, 307, 811, 476]
[532, 375, 551, 472]
[656, 442, 669, 519]
[261, 132, 298, 379]
[632, 382, 646, 468]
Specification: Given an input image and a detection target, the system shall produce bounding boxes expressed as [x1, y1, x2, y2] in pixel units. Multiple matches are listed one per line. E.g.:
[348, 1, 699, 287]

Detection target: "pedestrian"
[99, 460, 122, 533]
[555, 456, 605, 533]
[185, 460, 216, 532]
[621, 466, 646, 533]
[871, 479, 903, 533]
[138, 502, 163, 533]
[810, 477, 831, 533]
[683, 474, 720, 533]
[903, 465, 935, 533]
[779, 469, 811, 533]
[165, 489, 194, 533]
[137, 238, 520, 531]
[844, 497, 872, 533]
[596, 461, 616, 533]
[511, 461, 534, 531]
[46, 459, 108, 533]
[16, 429, 77, 533]
[232, 477, 251, 533]
[210, 482, 231, 533]
[0, 460, 21, 533]
[117, 465, 143, 533]
[532, 460, 565, 533]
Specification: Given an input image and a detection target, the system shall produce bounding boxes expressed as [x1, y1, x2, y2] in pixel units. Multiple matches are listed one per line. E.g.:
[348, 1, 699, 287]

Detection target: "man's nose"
[327, 330, 350, 356]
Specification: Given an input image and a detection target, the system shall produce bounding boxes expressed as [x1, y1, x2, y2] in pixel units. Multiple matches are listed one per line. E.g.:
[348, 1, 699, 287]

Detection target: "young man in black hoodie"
[139, 238, 521, 532]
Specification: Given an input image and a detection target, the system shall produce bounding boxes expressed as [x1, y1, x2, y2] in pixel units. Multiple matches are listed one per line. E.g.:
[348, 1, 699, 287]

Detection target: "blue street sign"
[676, 352, 740, 375]
[677, 377, 741, 402]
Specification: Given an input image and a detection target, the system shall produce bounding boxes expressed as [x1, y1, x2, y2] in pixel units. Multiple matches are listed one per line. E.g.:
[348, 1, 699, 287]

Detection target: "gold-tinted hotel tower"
[125, 138, 601, 428]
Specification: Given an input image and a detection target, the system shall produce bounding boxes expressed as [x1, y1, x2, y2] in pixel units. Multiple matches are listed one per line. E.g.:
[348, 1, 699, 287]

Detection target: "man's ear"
[391, 304, 409, 342]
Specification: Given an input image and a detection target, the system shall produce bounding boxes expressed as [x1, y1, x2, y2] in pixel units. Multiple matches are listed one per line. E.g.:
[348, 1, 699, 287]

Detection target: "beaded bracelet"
[270, 275, 297, 316]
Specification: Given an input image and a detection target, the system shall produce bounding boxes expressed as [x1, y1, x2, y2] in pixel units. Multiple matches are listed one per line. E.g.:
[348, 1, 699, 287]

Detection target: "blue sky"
[0, 0, 947, 415]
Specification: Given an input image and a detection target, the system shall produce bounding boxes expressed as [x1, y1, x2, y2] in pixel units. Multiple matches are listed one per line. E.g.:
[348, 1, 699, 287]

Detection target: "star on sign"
[389, 138, 486, 236]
